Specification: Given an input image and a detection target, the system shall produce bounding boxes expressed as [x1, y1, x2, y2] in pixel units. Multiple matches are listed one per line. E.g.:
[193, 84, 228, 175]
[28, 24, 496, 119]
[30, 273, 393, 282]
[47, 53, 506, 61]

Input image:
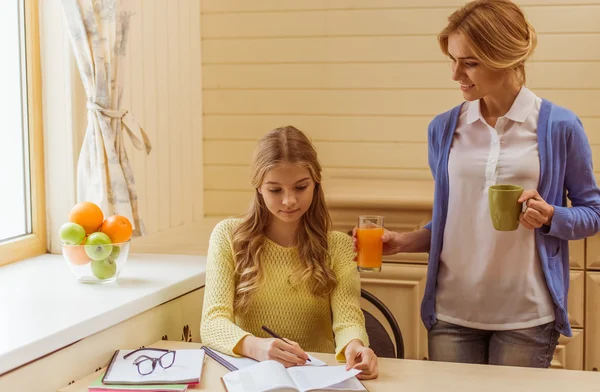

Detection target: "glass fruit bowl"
[61, 240, 130, 284]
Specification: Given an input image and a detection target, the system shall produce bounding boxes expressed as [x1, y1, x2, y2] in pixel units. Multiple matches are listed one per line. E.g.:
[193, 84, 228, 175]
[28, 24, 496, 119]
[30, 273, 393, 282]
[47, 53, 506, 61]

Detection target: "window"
[0, 0, 46, 266]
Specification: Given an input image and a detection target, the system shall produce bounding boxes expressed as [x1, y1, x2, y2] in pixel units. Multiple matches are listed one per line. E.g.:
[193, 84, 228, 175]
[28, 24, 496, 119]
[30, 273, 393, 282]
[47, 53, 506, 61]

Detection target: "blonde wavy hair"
[438, 0, 537, 85]
[231, 126, 337, 314]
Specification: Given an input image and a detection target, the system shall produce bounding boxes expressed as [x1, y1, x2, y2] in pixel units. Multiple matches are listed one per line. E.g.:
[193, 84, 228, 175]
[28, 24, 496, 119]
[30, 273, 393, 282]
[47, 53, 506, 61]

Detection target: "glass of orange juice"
[356, 215, 384, 272]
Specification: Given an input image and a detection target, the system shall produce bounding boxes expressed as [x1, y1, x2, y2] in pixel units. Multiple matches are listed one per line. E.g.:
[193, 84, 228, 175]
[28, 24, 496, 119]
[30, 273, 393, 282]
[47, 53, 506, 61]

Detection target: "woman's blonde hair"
[438, 0, 537, 85]
[231, 126, 337, 314]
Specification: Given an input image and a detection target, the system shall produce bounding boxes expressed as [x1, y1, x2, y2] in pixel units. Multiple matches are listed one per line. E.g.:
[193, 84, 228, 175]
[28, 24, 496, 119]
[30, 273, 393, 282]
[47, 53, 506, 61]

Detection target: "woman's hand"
[518, 189, 555, 230]
[352, 227, 406, 256]
[239, 336, 309, 368]
[344, 340, 378, 380]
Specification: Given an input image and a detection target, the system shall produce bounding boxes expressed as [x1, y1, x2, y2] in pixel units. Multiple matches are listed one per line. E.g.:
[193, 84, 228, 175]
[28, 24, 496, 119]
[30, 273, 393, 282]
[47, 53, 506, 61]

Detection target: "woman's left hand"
[518, 189, 555, 230]
[344, 340, 378, 380]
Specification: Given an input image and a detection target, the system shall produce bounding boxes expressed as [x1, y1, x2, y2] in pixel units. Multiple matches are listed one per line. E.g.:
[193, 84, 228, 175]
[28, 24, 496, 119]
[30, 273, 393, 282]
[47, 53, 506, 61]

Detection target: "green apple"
[59, 222, 86, 245]
[91, 258, 117, 280]
[85, 232, 113, 261]
[109, 245, 121, 261]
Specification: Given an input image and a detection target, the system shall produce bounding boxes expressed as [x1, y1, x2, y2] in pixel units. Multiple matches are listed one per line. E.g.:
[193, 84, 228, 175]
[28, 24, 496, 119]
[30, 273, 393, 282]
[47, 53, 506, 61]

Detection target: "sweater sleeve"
[329, 232, 370, 362]
[200, 219, 252, 356]
[543, 117, 600, 240]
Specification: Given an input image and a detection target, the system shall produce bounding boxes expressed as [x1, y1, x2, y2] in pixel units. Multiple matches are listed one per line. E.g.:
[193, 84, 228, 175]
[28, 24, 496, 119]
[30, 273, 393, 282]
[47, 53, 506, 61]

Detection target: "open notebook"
[221, 360, 367, 392]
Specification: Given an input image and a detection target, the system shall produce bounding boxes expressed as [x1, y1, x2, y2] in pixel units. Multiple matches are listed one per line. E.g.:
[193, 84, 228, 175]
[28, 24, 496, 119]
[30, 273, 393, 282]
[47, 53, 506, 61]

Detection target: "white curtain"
[61, 0, 151, 236]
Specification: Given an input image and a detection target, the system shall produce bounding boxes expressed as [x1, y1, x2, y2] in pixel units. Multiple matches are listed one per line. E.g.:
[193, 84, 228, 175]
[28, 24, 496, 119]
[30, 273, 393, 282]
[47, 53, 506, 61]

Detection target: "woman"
[201, 126, 378, 379]
[355, 0, 600, 367]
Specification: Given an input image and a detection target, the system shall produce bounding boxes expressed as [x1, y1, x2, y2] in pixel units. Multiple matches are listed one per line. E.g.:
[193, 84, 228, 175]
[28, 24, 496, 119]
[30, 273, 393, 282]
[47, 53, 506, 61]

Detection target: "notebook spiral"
[201, 346, 239, 372]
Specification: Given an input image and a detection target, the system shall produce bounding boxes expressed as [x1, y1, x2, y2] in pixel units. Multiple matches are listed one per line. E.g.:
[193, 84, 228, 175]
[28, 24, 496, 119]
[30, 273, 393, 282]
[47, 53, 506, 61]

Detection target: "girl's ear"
[257, 187, 263, 195]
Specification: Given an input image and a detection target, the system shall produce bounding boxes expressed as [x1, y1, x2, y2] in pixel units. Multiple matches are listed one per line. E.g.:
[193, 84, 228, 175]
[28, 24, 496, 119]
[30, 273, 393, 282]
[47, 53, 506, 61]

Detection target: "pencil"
[261, 325, 311, 362]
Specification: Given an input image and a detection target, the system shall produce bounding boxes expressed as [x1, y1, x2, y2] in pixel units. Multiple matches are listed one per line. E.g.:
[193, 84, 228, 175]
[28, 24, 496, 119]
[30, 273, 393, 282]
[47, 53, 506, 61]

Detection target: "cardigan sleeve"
[543, 117, 600, 240]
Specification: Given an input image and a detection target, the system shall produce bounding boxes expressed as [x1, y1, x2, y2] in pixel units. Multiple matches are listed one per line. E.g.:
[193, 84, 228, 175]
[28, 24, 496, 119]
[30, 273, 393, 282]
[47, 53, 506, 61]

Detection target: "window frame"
[0, 0, 46, 266]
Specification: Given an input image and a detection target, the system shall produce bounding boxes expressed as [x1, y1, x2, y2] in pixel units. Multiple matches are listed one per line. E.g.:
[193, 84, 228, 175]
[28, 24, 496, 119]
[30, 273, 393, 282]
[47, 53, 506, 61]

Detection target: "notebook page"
[305, 355, 327, 367]
[103, 349, 204, 384]
[320, 377, 367, 391]
[222, 360, 297, 392]
[286, 366, 361, 392]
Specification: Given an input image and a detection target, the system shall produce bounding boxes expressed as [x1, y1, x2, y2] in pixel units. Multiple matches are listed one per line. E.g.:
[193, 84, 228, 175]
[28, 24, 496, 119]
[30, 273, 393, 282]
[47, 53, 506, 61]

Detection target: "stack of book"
[88, 348, 205, 392]
[88, 377, 189, 392]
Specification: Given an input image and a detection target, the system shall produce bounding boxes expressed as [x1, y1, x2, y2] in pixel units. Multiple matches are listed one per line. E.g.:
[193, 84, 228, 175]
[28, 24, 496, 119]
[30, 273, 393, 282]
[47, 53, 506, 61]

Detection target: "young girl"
[201, 126, 378, 379]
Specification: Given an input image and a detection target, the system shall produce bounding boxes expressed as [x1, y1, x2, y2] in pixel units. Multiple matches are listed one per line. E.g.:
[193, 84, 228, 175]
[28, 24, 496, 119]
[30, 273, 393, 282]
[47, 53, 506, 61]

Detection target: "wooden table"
[59, 340, 600, 392]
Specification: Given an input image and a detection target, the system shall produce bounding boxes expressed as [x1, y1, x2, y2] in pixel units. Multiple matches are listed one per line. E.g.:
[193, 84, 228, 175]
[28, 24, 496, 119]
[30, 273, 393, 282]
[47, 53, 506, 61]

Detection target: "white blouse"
[435, 87, 555, 330]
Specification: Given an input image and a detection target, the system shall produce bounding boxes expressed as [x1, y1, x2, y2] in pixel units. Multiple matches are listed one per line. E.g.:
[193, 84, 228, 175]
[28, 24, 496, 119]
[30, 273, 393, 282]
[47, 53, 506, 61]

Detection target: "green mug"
[488, 184, 524, 231]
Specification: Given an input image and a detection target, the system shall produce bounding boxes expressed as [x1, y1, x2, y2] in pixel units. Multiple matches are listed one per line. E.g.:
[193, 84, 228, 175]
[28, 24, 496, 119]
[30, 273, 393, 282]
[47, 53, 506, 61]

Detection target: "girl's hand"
[344, 340, 379, 380]
[244, 336, 309, 368]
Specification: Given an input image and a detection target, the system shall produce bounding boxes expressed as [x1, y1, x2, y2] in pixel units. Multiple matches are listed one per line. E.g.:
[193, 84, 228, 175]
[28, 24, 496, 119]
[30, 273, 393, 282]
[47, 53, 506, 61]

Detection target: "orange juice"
[356, 227, 384, 271]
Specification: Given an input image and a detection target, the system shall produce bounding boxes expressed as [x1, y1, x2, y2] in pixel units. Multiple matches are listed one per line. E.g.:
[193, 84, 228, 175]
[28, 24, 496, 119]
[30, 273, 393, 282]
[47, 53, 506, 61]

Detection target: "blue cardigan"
[421, 99, 600, 337]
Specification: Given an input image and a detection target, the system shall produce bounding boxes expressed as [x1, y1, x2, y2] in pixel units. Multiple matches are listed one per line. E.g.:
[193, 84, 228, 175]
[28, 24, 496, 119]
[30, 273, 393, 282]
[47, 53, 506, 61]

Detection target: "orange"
[64, 238, 90, 265]
[100, 215, 133, 243]
[69, 201, 104, 234]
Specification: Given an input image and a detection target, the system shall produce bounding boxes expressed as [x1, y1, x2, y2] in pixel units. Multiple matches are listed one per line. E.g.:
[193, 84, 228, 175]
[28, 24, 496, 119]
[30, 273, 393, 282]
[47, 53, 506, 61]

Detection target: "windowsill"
[0, 252, 207, 376]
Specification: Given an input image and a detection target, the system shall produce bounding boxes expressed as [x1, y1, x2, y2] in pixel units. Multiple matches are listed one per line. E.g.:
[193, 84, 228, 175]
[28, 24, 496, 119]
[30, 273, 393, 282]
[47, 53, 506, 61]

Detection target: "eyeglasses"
[123, 348, 177, 376]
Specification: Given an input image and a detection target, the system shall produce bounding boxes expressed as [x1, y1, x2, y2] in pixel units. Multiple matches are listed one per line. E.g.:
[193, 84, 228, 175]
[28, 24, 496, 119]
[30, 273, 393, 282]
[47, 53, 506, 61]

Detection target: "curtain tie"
[87, 101, 152, 155]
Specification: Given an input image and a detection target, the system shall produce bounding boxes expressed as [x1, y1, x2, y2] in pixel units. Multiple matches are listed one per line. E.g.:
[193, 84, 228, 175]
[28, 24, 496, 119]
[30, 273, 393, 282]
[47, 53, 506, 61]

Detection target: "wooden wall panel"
[123, 0, 203, 235]
[201, 2, 600, 217]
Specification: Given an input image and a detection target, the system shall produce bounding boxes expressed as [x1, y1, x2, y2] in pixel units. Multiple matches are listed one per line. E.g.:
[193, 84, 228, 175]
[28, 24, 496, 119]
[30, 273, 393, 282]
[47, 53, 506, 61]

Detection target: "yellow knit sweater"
[200, 219, 369, 361]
